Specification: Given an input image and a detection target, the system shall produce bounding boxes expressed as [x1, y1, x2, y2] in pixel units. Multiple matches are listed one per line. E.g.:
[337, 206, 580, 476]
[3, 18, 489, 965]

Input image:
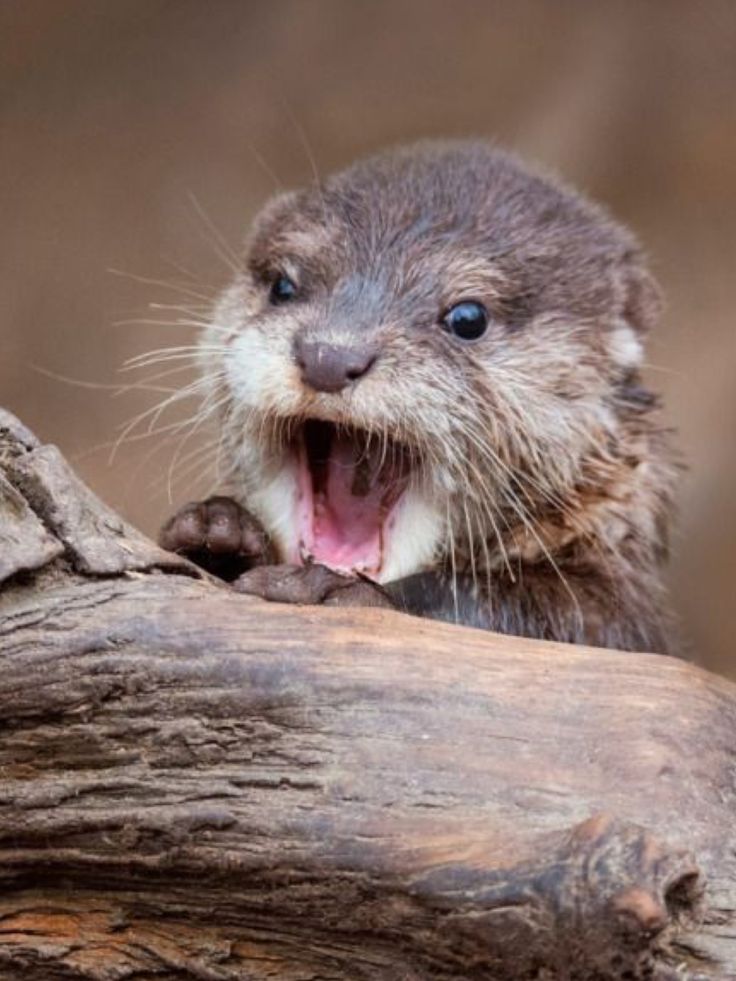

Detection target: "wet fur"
[198, 141, 679, 653]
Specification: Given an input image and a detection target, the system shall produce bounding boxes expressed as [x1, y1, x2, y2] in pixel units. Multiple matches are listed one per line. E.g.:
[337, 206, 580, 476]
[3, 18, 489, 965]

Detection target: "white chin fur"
[377, 488, 443, 582]
[244, 459, 302, 564]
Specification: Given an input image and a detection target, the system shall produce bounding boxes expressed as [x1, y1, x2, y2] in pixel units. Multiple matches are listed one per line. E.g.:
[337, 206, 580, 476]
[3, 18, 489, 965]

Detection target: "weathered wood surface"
[0, 406, 734, 981]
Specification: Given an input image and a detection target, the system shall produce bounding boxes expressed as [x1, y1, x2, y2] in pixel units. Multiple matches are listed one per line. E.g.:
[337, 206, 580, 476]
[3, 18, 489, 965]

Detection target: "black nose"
[294, 336, 378, 393]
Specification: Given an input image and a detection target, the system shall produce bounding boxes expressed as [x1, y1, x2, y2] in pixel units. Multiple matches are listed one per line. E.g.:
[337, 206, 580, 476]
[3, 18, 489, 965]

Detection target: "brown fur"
[194, 141, 680, 654]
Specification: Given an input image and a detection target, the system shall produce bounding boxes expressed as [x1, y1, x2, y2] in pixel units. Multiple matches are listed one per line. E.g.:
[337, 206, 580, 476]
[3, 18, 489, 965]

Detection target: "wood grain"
[0, 408, 733, 980]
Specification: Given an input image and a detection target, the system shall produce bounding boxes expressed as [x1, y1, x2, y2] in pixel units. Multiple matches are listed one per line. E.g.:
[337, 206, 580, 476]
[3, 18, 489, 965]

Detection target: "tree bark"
[0, 407, 734, 981]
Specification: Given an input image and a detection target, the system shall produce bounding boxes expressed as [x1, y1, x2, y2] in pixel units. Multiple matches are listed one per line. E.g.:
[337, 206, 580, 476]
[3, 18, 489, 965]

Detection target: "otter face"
[201, 141, 660, 583]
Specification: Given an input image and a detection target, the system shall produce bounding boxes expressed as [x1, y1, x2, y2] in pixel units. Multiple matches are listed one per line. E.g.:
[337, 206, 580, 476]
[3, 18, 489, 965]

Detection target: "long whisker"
[445, 499, 459, 623]
[454, 421, 581, 613]
[122, 343, 226, 367]
[159, 254, 215, 289]
[109, 371, 225, 463]
[29, 364, 178, 397]
[186, 191, 243, 277]
[247, 142, 284, 192]
[462, 495, 478, 596]
[165, 387, 231, 503]
[107, 267, 215, 303]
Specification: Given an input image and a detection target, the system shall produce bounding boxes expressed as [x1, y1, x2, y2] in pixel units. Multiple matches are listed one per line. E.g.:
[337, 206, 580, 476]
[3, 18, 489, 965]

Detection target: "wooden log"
[0, 406, 733, 980]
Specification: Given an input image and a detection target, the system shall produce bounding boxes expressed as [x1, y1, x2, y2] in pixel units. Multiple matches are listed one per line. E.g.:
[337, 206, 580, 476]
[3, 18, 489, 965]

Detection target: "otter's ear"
[620, 259, 663, 334]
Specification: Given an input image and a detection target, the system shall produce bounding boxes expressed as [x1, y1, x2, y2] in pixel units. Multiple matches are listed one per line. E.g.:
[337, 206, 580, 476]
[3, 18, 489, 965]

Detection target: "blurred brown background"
[1, 1, 734, 674]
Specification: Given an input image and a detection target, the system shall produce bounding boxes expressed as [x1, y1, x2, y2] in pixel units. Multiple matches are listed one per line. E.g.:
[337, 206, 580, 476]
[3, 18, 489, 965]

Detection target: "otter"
[158, 141, 679, 654]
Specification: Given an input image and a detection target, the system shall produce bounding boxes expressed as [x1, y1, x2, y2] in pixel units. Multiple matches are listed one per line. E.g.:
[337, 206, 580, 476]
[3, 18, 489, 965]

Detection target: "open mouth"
[294, 419, 413, 577]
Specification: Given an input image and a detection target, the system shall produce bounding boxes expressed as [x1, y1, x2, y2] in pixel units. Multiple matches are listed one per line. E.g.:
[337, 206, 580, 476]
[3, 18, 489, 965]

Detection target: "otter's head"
[201, 141, 660, 583]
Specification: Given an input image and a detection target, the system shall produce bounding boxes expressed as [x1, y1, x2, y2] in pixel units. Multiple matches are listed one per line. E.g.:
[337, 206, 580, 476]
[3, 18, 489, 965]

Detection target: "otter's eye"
[442, 301, 489, 341]
[269, 274, 298, 304]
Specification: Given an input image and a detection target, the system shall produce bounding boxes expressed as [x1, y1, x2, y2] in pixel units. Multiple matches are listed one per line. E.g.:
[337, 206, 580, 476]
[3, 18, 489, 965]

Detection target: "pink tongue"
[311, 433, 385, 572]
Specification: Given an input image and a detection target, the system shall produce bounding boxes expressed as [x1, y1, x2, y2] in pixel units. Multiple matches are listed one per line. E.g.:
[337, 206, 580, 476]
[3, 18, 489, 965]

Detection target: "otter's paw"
[233, 563, 395, 609]
[158, 496, 273, 581]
